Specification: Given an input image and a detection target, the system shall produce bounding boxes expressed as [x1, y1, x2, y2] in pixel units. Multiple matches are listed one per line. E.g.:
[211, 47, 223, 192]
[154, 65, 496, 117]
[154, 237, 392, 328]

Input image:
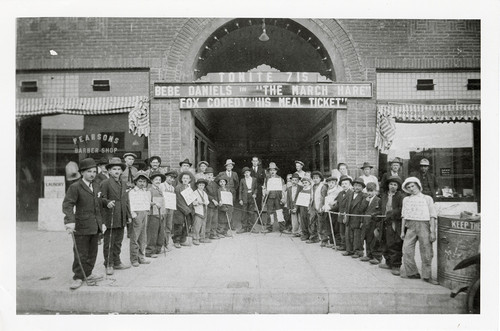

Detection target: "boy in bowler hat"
[176, 159, 196, 190]
[146, 170, 167, 257]
[62, 158, 104, 290]
[129, 171, 152, 266]
[331, 175, 354, 251]
[215, 174, 234, 237]
[161, 170, 178, 250]
[360, 182, 381, 262]
[287, 173, 303, 236]
[100, 157, 132, 275]
[262, 162, 286, 233]
[343, 177, 369, 258]
[204, 167, 221, 239]
[192, 178, 211, 245]
[307, 171, 328, 244]
[173, 171, 195, 248]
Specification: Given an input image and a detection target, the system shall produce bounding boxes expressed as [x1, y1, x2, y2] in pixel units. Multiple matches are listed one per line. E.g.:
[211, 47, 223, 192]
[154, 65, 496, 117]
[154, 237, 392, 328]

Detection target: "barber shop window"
[388, 122, 477, 201]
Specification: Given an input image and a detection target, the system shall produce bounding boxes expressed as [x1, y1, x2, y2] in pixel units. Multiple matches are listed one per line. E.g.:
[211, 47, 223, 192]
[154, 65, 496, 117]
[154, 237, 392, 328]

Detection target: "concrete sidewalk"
[16, 222, 466, 314]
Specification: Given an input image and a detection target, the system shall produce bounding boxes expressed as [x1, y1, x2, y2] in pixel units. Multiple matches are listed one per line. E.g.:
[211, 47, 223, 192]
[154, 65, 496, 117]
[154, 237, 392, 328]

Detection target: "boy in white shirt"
[192, 178, 211, 245]
[359, 162, 379, 192]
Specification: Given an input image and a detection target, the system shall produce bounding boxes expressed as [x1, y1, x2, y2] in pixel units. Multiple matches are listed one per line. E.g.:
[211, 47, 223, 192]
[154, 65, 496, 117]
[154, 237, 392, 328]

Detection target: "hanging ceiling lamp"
[259, 18, 269, 42]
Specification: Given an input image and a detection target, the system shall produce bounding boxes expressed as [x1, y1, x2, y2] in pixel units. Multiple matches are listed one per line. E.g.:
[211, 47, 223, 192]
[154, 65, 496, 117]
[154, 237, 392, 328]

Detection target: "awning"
[16, 96, 150, 137]
[377, 103, 480, 122]
[375, 103, 480, 153]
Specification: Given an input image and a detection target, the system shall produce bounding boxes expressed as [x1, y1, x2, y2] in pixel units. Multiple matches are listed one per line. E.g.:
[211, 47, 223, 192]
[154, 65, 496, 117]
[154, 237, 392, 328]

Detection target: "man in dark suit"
[286, 173, 303, 236]
[121, 152, 138, 189]
[250, 156, 266, 210]
[331, 175, 354, 251]
[374, 176, 405, 276]
[237, 167, 258, 233]
[360, 182, 381, 262]
[62, 158, 104, 290]
[100, 157, 132, 275]
[342, 177, 369, 257]
[380, 157, 404, 194]
[410, 158, 439, 199]
[218, 159, 239, 197]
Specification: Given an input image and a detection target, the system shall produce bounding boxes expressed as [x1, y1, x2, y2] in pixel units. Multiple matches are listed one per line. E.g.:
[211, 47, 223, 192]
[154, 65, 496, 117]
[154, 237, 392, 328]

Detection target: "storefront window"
[40, 113, 148, 191]
[387, 122, 476, 201]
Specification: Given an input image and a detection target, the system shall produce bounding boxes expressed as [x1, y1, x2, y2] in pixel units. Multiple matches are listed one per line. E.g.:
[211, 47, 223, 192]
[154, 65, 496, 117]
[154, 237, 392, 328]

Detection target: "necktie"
[128, 167, 132, 183]
[89, 182, 93, 192]
[254, 167, 257, 172]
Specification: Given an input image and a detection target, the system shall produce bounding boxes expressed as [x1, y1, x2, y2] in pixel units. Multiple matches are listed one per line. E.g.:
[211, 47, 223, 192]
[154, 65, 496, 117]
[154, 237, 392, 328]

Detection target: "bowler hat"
[311, 170, 324, 180]
[339, 175, 353, 184]
[179, 158, 192, 167]
[360, 162, 374, 170]
[97, 157, 109, 166]
[215, 174, 229, 185]
[65, 161, 81, 181]
[386, 175, 402, 189]
[123, 152, 137, 159]
[352, 177, 366, 188]
[325, 176, 338, 182]
[205, 167, 214, 174]
[419, 158, 430, 166]
[402, 177, 422, 193]
[133, 170, 151, 183]
[149, 156, 162, 164]
[198, 161, 209, 168]
[195, 178, 208, 187]
[149, 170, 166, 183]
[224, 159, 235, 167]
[389, 157, 403, 165]
[267, 162, 279, 171]
[105, 157, 126, 171]
[291, 173, 301, 179]
[241, 166, 251, 174]
[79, 158, 97, 172]
[165, 170, 178, 178]
[295, 160, 305, 167]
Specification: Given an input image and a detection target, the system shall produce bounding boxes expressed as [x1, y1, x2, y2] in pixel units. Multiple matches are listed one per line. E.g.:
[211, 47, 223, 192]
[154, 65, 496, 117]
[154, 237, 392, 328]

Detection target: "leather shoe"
[69, 279, 83, 290]
[300, 236, 309, 241]
[193, 239, 200, 245]
[378, 263, 390, 269]
[337, 247, 346, 251]
[146, 254, 158, 258]
[131, 261, 140, 267]
[391, 268, 400, 276]
[200, 238, 212, 243]
[106, 266, 114, 275]
[114, 263, 131, 270]
[87, 273, 104, 281]
[406, 273, 421, 279]
[139, 259, 151, 264]
[181, 241, 192, 246]
[423, 278, 439, 285]
[209, 235, 220, 240]
[369, 259, 380, 265]
[174, 243, 181, 248]
[359, 256, 371, 262]
[352, 254, 360, 258]
[342, 251, 353, 256]
[236, 228, 248, 234]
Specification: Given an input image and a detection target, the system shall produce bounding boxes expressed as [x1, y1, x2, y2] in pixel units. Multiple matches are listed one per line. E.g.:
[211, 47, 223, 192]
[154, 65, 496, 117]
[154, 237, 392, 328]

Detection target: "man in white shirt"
[359, 162, 379, 192]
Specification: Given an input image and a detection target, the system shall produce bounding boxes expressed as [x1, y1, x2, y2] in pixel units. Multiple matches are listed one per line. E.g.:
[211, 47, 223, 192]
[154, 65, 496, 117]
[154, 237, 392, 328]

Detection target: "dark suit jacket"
[218, 171, 239, 196]
[206, 181, 219, 209]
[377, 191, 405, 223]
[62, 179, 103, 235]
[286, 185, 303, 211]
[250, 166, 266, 187]
[239, 177, 258, 203]
[348, 192, 369, 228]
[100, 177, 131, 228]
[410, 171, 438, 198]
[173, 183, 194, 225]
[364, 195, 381, 225]
[332, 189, 353, 224]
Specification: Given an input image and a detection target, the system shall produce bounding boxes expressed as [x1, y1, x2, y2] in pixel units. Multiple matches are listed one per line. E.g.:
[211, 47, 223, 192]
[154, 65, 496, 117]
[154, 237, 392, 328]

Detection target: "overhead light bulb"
[49, 50, 58, 56]
[259, 19, 269, 42]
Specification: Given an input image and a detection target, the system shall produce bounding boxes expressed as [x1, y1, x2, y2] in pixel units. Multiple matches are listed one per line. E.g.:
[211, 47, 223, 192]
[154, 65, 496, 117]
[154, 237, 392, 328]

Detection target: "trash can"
[437, 215, 480, 290]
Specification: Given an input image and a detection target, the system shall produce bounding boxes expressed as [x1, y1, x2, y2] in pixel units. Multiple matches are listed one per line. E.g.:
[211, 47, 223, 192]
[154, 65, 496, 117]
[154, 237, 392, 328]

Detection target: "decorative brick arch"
[162, 18, 364, 82]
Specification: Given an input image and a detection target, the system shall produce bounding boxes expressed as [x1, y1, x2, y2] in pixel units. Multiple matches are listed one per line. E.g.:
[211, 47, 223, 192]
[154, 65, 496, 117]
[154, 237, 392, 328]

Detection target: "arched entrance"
[188, 18, 348, 175]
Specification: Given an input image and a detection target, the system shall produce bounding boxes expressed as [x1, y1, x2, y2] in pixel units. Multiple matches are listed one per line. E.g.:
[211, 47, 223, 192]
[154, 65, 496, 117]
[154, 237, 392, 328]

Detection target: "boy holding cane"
[62, 158, 104, 290]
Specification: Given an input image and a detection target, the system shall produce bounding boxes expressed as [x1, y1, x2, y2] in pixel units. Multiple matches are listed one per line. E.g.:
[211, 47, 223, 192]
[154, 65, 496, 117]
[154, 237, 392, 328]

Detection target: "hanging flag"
[375, 111, 396, 153]
[128, 96, 150, 137]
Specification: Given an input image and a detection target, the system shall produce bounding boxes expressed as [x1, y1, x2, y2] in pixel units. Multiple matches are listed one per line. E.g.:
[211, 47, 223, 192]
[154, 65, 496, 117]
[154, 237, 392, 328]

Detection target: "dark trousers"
[146, 215, 165, 255]
[283, 206, 292, 230]
[217, 206, 233, 234]
[299, 206, 310, 238]
[337, 215, 347, 248]
[103, 226, 125, 267]
[383, 220, 403, 268]
[206, 207, 218, 237]
[266, 197, 281, 231]
[317, 212, 331, 242]
[345, 224, 363, 254]
[173, 213, 190, 244]
[361, 221, 377, 258]
[308, 212, 319, 241]
[240, 200, 255, 230]
[72, 233, 99, 280]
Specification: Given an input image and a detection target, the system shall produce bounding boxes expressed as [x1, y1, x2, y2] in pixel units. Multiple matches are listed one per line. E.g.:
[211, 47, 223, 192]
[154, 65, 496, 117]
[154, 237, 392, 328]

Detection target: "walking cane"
[106, 206, 115, 279]
[157, 205, 167, 256]
[70, 231, 95, 286]
[225, 210, 234, 237]
[327, 212, 337, 250]
[250, 194, 268, 233]
[250, 196, 264, 234]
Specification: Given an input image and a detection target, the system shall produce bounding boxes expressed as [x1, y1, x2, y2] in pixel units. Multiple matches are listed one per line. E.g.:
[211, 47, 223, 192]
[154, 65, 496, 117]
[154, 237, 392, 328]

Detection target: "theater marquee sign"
[154, 72, 372, 109]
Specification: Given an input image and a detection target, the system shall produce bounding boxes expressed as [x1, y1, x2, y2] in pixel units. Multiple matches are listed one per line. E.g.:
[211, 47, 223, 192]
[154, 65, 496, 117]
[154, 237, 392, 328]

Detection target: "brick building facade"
[16, 18, 481, 223]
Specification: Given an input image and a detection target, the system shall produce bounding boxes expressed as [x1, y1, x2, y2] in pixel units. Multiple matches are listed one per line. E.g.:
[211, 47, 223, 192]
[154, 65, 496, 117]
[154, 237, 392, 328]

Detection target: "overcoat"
[62, 179, 103, 235]
[100, 177, 131, 228]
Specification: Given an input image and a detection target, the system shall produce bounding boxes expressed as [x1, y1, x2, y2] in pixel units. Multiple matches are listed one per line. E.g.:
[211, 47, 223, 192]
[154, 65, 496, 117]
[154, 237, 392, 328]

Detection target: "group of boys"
[63, 154, 438, 290]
